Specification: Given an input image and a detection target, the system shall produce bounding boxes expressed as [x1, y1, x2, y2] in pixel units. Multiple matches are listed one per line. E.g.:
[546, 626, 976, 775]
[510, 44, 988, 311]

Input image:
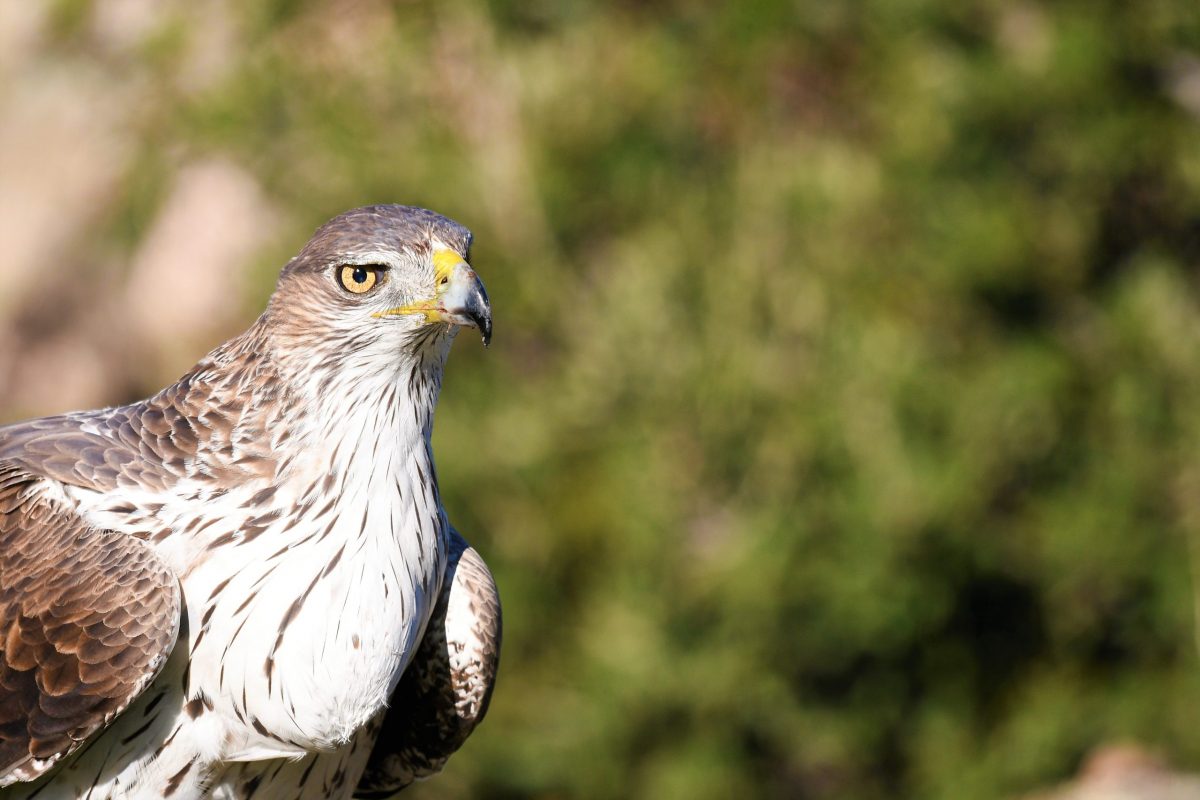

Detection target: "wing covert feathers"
[356, 532, 502, 797]
[0, 463, 181, 786]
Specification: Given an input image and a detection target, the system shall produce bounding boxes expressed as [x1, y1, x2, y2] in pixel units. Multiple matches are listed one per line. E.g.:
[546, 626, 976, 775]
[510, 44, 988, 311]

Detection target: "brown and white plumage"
[357, 535, 501, 796]
[0, 465, 180, 784]
[0, 205, 500, 799]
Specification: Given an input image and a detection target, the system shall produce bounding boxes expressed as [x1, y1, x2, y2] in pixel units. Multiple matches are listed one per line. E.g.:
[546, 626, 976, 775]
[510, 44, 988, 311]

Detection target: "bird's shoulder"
[0, 406, 155, 494]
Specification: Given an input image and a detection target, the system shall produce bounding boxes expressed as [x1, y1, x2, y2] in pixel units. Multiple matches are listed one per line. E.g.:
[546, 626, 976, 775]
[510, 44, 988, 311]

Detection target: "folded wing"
[0, 463, 181, 786]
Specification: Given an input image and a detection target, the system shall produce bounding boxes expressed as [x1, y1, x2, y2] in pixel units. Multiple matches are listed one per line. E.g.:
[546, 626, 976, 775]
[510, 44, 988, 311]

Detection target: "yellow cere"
[371, 249, 465, 321]
[432, 248, 466, 283]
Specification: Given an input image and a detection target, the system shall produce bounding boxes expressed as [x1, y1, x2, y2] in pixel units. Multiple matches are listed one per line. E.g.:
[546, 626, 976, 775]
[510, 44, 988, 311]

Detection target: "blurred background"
[2, 1, 1200, 798]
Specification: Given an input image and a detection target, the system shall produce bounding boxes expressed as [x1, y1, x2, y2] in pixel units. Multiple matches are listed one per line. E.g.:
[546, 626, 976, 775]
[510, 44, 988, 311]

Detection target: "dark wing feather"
[0, 463, 181, 786]
[355, 531, 501, 798]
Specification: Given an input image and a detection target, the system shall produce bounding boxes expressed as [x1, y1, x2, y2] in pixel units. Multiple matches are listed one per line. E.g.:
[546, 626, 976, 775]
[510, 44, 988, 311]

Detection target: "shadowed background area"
[1, 1, 1200, 798]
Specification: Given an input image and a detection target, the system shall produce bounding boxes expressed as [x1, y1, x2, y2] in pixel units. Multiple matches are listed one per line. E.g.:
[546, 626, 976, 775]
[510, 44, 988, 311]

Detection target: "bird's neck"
[298, 345, 448, 470]
[146, 319, 452, 488]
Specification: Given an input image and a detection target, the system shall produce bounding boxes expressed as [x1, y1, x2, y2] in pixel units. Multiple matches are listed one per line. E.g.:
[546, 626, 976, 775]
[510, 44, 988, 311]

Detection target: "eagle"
[0, 206, 502, 799]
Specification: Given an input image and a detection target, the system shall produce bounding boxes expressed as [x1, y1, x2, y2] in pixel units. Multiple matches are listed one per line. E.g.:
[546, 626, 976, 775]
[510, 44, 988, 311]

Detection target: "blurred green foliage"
[15, 0, 1200, 797]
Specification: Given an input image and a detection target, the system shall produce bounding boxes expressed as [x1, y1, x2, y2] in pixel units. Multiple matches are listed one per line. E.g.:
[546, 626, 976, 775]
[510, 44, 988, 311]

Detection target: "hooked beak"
[373, 250, 493, 346]
[437, 259, 492, 346]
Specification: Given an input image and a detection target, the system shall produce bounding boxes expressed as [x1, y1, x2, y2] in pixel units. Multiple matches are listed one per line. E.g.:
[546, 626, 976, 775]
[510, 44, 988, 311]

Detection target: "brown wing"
[0, 408, 180, 494]
[355, 530, 502, 798]
[0, 463, 181, 786]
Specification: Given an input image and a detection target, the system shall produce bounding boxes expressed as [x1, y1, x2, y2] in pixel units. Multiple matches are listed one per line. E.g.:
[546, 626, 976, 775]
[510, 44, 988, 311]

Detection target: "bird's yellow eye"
[339, 265, 382, 294]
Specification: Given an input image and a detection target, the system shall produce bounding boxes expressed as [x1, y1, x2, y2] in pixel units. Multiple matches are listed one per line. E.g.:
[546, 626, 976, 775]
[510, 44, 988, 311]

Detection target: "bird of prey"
[0, 206, 501, 799]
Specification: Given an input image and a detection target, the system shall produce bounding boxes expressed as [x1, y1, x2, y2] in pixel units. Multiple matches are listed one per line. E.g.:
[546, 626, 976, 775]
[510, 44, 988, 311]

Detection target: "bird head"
[267, 206, 491, 371]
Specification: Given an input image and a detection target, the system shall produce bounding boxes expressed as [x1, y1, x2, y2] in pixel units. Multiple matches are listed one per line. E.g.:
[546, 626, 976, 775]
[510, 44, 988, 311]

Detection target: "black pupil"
[353, 267, 368, 284]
